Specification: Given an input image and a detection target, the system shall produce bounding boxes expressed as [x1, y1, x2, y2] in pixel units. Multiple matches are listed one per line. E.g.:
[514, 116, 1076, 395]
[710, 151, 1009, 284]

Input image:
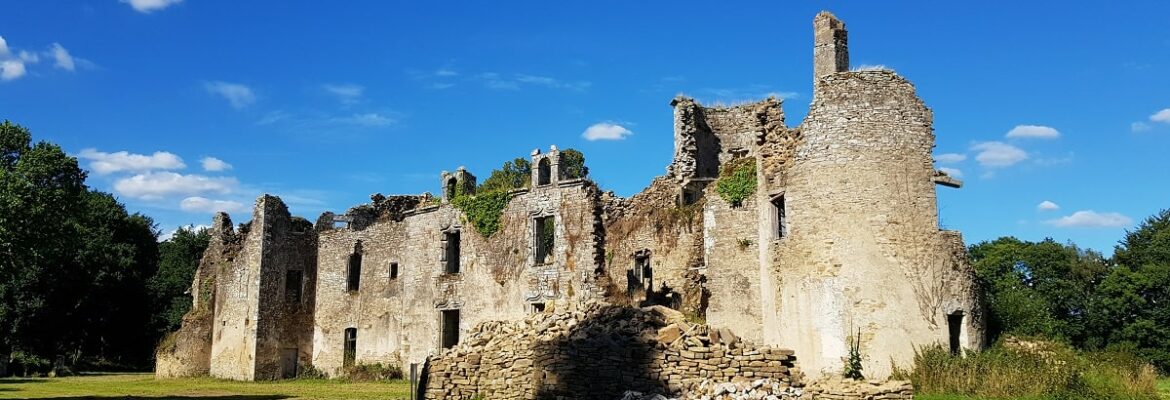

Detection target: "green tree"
[477, 157, 531, 193]
[968, 237, 1107, 345]
[0, 120, 160, 375]
[1090, 210, 1170, 371]
[559, 148, 588, 180]
[149, 226, 211, 335]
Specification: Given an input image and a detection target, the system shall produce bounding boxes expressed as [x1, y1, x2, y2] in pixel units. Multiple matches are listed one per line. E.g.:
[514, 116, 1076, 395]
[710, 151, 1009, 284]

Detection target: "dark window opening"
[679, 188, 700, 206]
[347, 252, 362, 292]
[444, 231, 460, 274]
[948, 311, 964, 355]
[441, 310, 460, 349]
[772, 195, 787, 239]
[534, 216, 555, 265]
[446, 177, 458, 199]
[531, 303, 546, 313]
[343, 328, 357, 367]
[629, 250, 652, 295]
[285, 270, 303, 304]
[537, 158, 551, 186]
[389, 262, 399, 280]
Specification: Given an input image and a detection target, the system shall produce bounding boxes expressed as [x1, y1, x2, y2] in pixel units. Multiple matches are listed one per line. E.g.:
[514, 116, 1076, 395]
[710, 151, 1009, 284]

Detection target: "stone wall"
[763, 70, 984, 377]
[423, 302, 798, 400]
[155, 212, 241, 378]
[602, 177, 706, 315]
[311, 175, 605, 376]
[253, 202, 317, 380]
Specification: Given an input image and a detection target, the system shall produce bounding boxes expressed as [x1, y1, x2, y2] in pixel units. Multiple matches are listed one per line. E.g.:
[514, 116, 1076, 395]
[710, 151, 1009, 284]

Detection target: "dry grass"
[0, 373, 412, 399]
[897, 342, 1160, 400]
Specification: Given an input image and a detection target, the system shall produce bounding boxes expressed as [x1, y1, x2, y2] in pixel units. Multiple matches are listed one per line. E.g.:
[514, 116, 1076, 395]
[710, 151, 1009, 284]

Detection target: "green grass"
[0, 373, 412, 399]
[1159, 377, 1169, 399]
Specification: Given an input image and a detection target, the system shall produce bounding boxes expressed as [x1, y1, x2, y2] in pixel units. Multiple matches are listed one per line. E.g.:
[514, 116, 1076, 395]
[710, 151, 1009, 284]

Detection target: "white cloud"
[934, 153, 966, 164]
[476, 72, 590, 91]
[852, 64, 893, 72]
[180, 196, 246, 214]
[1046, 210, 1133, 228]
[1132, 122, 1151, 132]
[201, 157, 232, 172]
[122, 0, 182, 13]
[77, 148, 186, 175]
[1151, 108, 1170, 123]
[1006, 124, 1060, 139]
[49, 43, 74, 71]
[582, 123, 633, 141]
[113, 172, 237, 200]
[971, 141, 1027, 168]
[204, 81, 256, 109]
[323, 83, 364, 103]
[333, 113, 396, 127]
[938, 167, 963, 178]
[434, 68, 458, 77]
[1037, 200, 1060, 211]
[0, 36, 28, 81]
[0, 60, 26, 81]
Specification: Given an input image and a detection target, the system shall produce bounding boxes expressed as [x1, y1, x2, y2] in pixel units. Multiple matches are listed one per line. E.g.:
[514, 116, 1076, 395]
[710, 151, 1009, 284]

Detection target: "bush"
[341, 362, 403, 381]
[897, 339, 1159, 400]
[715, 158, 756, 207]
[297, 363, 327, 379]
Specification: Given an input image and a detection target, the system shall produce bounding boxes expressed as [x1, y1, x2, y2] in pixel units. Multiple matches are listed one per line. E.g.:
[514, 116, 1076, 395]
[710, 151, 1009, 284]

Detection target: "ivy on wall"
[452, 190, 511, 237]
[715, 157, 757, 207]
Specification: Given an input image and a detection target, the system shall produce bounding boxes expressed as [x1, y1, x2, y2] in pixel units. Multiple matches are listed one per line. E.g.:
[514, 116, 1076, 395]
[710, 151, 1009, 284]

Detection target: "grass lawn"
[0, 373, 412, 399]
[1159, 377, 1169, 399]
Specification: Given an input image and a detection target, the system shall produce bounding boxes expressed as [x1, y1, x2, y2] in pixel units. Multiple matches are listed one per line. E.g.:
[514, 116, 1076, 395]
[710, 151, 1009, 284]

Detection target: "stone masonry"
[157, 10, 984, 398]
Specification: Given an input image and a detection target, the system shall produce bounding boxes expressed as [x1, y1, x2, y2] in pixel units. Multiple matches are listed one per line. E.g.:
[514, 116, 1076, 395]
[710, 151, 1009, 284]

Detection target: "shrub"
[843, 328, 864, 380]
[297, 363, 327, 379]
[715, 158, 756, 207]
[341, 362, 403, 381]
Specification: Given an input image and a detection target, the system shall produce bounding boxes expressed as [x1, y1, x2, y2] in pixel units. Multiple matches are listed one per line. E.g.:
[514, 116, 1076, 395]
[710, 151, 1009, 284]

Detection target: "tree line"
[0, 121, 209, 375]
[971, 209, 1170, 372]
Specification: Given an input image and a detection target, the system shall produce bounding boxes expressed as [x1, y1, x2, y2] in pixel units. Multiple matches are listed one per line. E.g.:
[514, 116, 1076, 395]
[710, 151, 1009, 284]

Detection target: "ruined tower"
[813, 11, 849, 79]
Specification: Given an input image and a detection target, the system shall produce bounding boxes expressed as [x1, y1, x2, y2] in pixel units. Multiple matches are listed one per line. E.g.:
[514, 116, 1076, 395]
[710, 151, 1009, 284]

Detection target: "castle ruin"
[156, 10, 983, 389]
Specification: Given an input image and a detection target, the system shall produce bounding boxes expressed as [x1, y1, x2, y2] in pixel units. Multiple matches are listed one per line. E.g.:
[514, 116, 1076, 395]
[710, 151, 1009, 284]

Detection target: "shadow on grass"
[8, 396, 289, 400]
[0, 378, 48, 384]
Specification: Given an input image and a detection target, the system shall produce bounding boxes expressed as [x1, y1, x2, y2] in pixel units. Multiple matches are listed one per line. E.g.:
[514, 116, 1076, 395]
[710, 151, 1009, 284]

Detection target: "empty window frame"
[389, 262, 399, 280]
[446, 177, 458, 199]
[347, 252, 362, 292]
[285, 269, 303, 304]
[537, 158, 551, 186]
[343, 328, 357, 367]
[443, 231, 461, 274]
[771, 195, 787, 239]
[637, 251, 653, 293]
[441, 309, 460, 349]
[534, 216, 555, 265]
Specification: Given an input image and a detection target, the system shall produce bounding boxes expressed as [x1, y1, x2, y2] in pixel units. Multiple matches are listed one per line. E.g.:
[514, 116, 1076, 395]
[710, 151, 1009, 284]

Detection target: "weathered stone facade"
[157, 10, 984, 397]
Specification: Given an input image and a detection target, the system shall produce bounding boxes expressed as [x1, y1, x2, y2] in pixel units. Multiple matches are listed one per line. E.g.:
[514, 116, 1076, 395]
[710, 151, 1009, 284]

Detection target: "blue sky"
[1, 1, 1168, 254]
